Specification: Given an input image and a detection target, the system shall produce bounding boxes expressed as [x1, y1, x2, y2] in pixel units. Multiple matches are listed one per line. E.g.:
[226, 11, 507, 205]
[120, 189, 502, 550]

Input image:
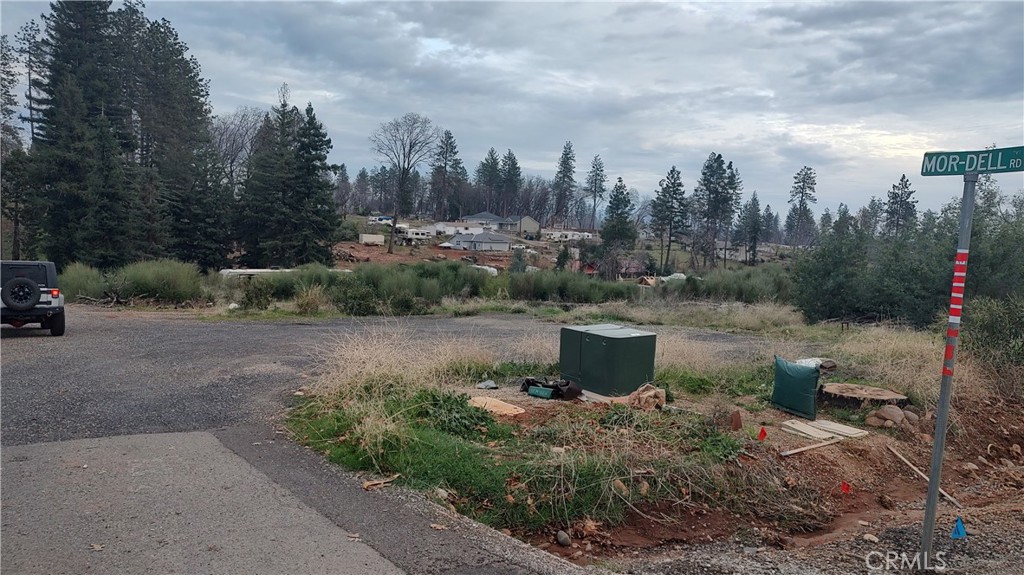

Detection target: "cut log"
[822, 383, 908, 403]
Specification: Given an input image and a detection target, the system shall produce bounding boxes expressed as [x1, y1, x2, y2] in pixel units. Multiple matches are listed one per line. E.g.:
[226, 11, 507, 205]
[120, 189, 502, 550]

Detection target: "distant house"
[496, 215, 541, 236]
[433, 222, 485, 236]
[450, 232, 512, 252]
[457, 211, 503, 229]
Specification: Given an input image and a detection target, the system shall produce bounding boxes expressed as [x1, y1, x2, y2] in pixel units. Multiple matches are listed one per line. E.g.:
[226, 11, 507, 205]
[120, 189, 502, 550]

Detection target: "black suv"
[1, 260, 66, 336]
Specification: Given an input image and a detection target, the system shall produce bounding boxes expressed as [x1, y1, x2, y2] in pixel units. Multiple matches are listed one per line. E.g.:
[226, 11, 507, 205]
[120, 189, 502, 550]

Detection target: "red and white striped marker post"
[919, 172, 977, 564]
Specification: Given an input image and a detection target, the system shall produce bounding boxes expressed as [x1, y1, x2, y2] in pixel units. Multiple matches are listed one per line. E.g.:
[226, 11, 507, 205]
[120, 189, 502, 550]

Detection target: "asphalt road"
[1, 307, 585, 575]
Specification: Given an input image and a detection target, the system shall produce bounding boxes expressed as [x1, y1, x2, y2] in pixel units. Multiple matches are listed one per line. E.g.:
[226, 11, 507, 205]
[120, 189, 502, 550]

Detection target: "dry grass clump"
[503, 332, 559, 365]
[834, 327, 990, 410]
[656, 333, 736, 373]
[294, 283, 330, 314]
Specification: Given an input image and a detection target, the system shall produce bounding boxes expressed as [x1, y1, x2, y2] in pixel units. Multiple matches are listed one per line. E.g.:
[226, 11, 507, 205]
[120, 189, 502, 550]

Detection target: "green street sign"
[921, 146, 1024, 176]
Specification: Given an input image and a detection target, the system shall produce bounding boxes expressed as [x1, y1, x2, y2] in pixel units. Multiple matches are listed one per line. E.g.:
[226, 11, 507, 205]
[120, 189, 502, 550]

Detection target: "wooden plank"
[886, 446, 962, 508]
[781, 420, 837, 440]
[780, 438, 844, 457]
[468, 397, 525, 416]
[809, 419, 869, 438]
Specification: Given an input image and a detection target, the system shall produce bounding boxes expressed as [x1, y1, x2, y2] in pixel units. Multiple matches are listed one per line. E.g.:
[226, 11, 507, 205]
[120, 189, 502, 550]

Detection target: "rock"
[476, 379, 498, 390]
[556, 530, 571, 547]
[866, 410, 878, 419]
[857, 520, 871, 527]
[1011, 444, 1022, 457]
[551, 446, 566, 454]
[435, 488, 450, 500]
[863, 534, 880, 543]
[877, 404, 905, 423]
[538, 542, 550, 550]
[571, 550, 583, 559]
[964, 462, 979, 471]
[965, 527, 981, 536]
[865, 416, 887, 428]
[501, 528, 512, 536]
[585, 543, 593, 552]
[227, 303, 240, 310]
[883, 419, 895, 428]
[903, 410, 920, 425]
[743, 546, 759, 555]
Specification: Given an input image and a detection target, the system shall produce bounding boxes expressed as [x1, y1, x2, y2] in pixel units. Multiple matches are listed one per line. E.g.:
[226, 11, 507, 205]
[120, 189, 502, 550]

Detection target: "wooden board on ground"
[781, 420, 837, 440]
[468, 397, 525, 416]
[809, 419, 870, 438]
[822, 382, 908, 403]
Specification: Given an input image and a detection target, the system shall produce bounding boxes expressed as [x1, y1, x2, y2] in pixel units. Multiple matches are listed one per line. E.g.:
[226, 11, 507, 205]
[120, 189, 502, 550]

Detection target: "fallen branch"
[780, 438, 844, 457]
[886, 445, 962, 508]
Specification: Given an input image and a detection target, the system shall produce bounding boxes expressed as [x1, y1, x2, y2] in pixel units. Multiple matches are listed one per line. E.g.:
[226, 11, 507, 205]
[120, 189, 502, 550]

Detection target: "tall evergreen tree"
[474, 147, 501, 213]
[787, 165, 818, 246]
[651, 166, 687, 272]
[333, 163, 352, 216]
[883, 174, 918, 238]
[352, 167, 371, 214]
[289, 102, 339, 265]
[584, 154, 607, 230]
[169, 143, 232, 271]
[551, 141, 576, 227]
[78, 114, 139, 268]
[692, 153, 742, 267]
[738, 191, 762, 265]
[498, 148, 522, 217]
[601, 177, 636, 249]
[428, 130, 468, 220]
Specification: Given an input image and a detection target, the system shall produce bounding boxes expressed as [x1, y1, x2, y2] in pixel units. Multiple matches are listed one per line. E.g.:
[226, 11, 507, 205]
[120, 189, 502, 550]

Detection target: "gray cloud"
[2, 0, 1021, 213]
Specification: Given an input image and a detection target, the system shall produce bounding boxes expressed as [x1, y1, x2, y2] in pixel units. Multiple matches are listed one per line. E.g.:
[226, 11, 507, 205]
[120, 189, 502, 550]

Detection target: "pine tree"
[498, 148, 522, 217]
[291, 102, 339, 265]
[334, 163, 352, 216]
[474, 148, 501, 213]
[169, 143, 231, 271]
[352, 167, 371, 214]
[883, 174, 918, 238]
[693, 153, 742, 267]
[738, 192, 762, 264]
[601, 177, 636, 249]
[584, 155, 607, 231]
[651, 166, 687, 273]
[428, 130, 468, 220]
[552, 141, 576, 227]
[78, 114, 139, 269]
[787, 166, 818, 246]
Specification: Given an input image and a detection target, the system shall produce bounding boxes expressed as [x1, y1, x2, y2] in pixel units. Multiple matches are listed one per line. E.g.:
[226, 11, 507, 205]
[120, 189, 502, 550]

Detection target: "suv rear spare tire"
[2, 277, 41, 311]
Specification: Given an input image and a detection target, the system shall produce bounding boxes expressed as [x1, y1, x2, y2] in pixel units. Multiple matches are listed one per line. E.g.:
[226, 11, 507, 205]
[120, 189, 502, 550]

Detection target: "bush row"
[657, 264, 792, 304]
[60, 259, 204, 303]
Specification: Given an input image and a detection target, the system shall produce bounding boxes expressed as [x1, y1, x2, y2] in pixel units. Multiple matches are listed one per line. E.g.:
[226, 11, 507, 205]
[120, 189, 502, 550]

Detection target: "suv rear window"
[1, 264, 50, 286]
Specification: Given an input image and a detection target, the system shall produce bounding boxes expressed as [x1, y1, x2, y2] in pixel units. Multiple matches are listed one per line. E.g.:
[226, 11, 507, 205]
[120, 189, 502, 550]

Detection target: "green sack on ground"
[771, 355, 819, 420]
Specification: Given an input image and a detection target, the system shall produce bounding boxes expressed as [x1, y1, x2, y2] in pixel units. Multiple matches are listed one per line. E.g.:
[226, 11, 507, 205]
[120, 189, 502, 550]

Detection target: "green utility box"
[560, 324, 656, 396]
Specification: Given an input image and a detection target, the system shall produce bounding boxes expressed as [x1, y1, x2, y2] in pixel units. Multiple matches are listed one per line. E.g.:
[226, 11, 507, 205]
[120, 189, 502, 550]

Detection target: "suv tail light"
[50, 289, 60, 297]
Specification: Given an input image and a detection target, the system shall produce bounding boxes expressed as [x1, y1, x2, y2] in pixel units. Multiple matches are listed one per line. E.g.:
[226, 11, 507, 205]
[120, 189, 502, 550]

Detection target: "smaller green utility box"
[560, 324, 656, 396]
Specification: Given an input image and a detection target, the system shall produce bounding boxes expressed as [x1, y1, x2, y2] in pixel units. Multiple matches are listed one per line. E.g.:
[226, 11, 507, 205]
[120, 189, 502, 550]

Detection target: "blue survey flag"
[951, 516, 967, 539]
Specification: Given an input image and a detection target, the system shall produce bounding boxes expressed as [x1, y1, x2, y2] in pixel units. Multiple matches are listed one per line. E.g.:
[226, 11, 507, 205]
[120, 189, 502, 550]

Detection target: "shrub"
[241, 277, 274, 310]
[962, 295, 1024, 398]
[119, 259, 202, 303]
[59, 262, 107, 301]
[295, 282, 329, 315]
[329, 276, 381, 315]
[338, 220, 360, 242]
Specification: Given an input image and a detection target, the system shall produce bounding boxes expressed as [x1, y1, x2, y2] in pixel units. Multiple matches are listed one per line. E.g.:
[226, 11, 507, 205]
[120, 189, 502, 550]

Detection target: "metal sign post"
[917, 145, 1023, 566]
[918, 172, 976, 565]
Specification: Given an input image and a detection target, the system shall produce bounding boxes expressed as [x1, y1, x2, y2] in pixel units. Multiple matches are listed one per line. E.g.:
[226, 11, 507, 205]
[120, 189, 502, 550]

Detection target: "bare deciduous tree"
[370, 113, 439, 253]
[211, 105, 267, 195]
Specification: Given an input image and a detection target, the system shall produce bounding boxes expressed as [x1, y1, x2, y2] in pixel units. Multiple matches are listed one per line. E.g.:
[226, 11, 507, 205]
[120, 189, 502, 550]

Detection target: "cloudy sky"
[3, 1, 1023, 214]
